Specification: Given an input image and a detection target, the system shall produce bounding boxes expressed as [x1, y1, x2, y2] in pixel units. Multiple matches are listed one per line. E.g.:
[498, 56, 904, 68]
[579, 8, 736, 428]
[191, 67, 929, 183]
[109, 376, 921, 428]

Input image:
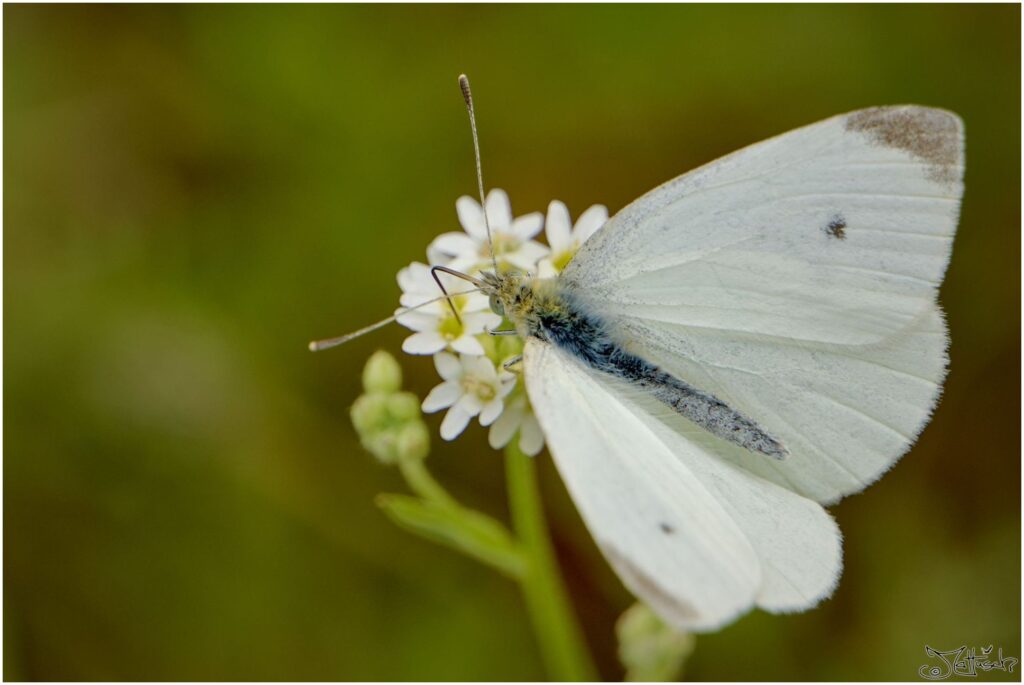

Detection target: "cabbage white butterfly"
[313, 76, 964, 631]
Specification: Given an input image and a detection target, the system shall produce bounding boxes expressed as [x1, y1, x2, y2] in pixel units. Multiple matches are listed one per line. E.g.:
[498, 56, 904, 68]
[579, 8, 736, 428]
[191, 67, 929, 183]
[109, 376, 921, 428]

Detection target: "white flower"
[397, 261, 483, 308]
[537, 200, 608, 277]
[422, 353, 516, 440]
[488, 391, 545, 456]
[396, 262, 500, 355]
[399, 191, 611, 457]
[428, 188, 549, 273]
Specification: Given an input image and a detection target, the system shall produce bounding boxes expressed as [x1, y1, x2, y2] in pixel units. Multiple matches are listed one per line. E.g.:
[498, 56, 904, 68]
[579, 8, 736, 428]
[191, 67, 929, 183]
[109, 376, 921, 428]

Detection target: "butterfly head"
[480, 269, 534, 323]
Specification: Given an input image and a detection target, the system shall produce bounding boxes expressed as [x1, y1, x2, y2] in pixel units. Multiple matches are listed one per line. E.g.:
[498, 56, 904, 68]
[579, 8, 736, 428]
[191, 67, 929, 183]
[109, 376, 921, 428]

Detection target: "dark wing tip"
[844, 105, 964, 186]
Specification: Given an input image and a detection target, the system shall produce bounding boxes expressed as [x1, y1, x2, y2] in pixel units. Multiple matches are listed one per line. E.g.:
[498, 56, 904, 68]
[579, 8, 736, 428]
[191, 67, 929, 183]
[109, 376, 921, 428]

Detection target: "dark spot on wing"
[845, 106, 962, 185]
[659, 522, 675, 534]
[824, 214, 847, 240]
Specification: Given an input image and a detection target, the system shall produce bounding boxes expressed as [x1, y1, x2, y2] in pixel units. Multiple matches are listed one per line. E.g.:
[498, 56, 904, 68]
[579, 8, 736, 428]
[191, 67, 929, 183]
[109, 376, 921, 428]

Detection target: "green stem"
[399, 457, 456, 507]
[505, 442, 598, 681]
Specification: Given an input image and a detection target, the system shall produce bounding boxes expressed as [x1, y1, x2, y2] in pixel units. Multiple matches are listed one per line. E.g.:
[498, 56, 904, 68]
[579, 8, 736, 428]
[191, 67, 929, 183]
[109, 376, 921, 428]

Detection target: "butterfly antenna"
[308, 290, 479, 352]
[459, 74, 499, 274]
[430, 265, 483, 325]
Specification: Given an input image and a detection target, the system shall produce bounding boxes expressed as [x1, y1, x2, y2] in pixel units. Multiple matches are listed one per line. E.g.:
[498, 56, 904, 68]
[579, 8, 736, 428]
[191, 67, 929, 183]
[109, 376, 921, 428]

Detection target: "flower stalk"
[398, 457, 456, 507]
[505, 441, 597, 681]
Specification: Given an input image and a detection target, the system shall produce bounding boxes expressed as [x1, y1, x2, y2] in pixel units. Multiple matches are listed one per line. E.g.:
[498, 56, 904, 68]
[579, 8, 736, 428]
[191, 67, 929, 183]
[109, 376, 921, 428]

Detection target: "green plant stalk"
[399, 456, 456, 507]
[505, 442, 598, 681]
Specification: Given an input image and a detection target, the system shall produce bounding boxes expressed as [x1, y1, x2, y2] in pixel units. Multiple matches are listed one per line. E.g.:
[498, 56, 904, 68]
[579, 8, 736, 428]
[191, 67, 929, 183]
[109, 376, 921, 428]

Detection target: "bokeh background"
[4, 4, 1020, 681]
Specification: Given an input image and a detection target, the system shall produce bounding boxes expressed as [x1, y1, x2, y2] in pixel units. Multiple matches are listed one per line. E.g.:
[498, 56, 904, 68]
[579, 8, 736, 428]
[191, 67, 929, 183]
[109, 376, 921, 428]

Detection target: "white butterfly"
[313, 81, 964, 632]
[481, 104, 963, 631]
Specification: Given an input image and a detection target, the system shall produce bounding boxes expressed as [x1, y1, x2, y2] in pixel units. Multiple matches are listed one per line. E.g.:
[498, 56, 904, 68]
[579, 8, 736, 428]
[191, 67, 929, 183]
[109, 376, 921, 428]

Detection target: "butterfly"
[315, 77, 964, 631]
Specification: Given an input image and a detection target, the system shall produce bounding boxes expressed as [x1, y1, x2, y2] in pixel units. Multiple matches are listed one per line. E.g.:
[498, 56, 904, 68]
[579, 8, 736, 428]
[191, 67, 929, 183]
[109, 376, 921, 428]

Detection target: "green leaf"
[376, 494, 526, 579]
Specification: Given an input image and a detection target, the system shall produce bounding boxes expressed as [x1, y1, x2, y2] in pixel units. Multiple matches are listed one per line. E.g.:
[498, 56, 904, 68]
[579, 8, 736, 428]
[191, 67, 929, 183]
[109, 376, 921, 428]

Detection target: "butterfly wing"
[524, 340, 841, 631]
[565, 105, 961, 347]
[562, 106, 963, 503]
[613, 304, 947, 504]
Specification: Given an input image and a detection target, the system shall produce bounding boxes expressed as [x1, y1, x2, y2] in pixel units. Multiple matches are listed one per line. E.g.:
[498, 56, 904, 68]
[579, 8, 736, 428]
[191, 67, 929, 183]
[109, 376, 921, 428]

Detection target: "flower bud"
[350, 353, 431, 466]
[387, 392, 421, 422]
[397, 420, 430, 462]
[616, 602, 695, 682]
[361, 431, 399, 465]
[362, 350, 402, 393]
[350, 393, 390, 435]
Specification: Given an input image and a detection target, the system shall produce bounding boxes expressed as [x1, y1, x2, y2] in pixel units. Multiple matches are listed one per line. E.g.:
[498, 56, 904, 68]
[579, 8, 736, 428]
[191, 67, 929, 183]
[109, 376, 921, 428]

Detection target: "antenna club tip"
[458, 74, 472, 104]
[308, 341, 319, 352]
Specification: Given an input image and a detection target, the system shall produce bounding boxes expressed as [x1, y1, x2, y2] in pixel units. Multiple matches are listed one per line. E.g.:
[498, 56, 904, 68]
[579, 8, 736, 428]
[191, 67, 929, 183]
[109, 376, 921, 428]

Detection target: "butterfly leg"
[486, 326, 518, 336]
[502, 354, 523, 371]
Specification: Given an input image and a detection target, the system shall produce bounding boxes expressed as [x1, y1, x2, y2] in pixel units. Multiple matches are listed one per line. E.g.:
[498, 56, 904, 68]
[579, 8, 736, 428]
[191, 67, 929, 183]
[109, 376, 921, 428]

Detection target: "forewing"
[524, 340, 842, 629]
[564, 106, 963, 347]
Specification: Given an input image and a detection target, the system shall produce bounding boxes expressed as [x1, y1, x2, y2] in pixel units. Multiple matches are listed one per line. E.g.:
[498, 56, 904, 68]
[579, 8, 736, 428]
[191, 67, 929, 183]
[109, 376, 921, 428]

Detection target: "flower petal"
[461, 310, 502, 333]
[485, 188, 513, 230]
[462, 291, 492, 312]
[497, 374, 517, 398]
[545, 200, 572, 250]
[574, 204, 608, 243]
[457, 392, 484, 417]
[440, 405, 473, 440]
[519, 413, 545, 456]
[511, 212, 544, 240]
[395, 310, 439, 332]
[396, 264, 417, 293]
[465, 355, 498, 382]
[430, 232, 479, 259]
[456, 196, 488, 240]
[399, 292, 443, 310]
[426, 242, 450, 266]
[433, 272, 479, 299]
[402, 331, 446, 355]
[536, 258, 558, 279]
[422, 381, 462, 413]
[410, 262, 438, 288]
[488, 405, 521, 449]
[451, 334, 485, 356]
[507, 240, 550, 271]
[479, 398, 505, 426]
[447, 254, 489, 275]
[433, 352, 462, 381]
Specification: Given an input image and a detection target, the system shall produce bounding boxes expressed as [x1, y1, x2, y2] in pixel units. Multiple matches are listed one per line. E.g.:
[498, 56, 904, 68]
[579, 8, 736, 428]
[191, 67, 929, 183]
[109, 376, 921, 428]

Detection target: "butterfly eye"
[489, 295, 505, 316]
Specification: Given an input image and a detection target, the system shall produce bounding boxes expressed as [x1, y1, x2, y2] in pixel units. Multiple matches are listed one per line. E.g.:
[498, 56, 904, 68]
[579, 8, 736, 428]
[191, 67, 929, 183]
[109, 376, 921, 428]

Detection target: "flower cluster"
[397, 189, 607, 456]
[350, 350, 431, 465]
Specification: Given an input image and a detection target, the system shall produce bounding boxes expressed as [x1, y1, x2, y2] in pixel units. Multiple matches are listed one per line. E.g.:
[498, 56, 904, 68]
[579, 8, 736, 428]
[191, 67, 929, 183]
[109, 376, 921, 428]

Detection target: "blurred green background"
[4, 4, 1020, 681]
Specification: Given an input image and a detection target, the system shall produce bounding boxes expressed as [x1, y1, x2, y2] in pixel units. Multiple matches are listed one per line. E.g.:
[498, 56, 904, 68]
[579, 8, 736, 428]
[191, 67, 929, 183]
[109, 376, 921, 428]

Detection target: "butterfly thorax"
[483, 271, 589, 343]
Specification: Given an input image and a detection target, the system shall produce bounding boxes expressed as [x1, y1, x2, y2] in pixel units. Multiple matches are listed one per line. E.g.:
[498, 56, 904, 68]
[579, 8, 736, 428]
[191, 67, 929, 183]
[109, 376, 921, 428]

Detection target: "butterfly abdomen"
[529, 287, 787, 459]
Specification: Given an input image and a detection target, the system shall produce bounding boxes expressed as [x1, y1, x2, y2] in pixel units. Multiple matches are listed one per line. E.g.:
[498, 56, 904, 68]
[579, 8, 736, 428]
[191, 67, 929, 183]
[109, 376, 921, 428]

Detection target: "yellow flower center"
[463, 377, 496, 401]
[552, 247, 576, 272]
[438, 313, 464, 340]
[481, 232, 519, 258]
